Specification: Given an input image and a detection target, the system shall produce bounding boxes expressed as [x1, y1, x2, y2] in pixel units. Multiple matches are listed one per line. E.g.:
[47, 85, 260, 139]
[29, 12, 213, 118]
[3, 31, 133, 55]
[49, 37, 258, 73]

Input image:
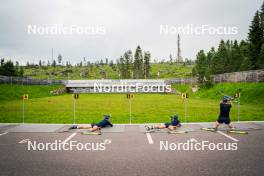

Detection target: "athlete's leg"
[168, 125, 177, 130]
[89, 126, 101, 132]
[69, 125, 91, 130]
[153, 125, 167, 129]
[228, 122, 235, 129]
[145, 124, 168, 131]
[213, 121, 220, 129]
[77, 124, 92, 129]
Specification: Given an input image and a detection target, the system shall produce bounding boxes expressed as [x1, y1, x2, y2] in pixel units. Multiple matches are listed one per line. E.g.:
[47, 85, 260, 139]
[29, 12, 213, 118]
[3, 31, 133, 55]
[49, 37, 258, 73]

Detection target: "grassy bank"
[0, 83, 263, 123]
[0, 84, 63, 101]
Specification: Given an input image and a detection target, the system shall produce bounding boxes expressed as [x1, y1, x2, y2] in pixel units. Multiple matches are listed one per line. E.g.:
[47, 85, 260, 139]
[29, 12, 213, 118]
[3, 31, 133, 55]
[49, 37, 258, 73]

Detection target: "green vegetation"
[22, 63, 193, 80]
[1, 44, 193, 80]
[0, 59, 24, 76]
[194, 83, 264, 105]
[173, 83, 264, 105]
[0, 84, 63, 101]
[193, 2, 264, 86]
[0, 83, 263, 124]
[151, 63, 193, 78]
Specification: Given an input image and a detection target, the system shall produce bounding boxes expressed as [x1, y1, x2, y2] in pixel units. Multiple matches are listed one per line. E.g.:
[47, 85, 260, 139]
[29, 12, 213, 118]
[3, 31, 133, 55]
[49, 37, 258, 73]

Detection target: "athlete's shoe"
[69, 125, 78, 130]
[145, 125, 153, 131]
[211, 128, 217, 131]
[201, 127, 217, 132]
[93, 128, 102, 135]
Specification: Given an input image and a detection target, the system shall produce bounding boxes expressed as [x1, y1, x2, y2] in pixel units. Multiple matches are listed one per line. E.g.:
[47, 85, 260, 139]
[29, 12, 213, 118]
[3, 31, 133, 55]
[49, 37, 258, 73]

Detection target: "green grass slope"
[0, 83, 263, 123]
[195, 83, 264, 105]
[0, 84, 63, 101]
[172, 83, 264, 104]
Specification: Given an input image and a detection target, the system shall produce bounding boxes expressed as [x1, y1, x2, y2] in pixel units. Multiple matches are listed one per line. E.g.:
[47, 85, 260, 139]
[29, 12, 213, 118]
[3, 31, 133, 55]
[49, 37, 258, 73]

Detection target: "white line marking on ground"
[62, 133, 77, 144]
[19, 139, 30, 144]
[146, 132, 154, 144]
[217, 131, 239, 142]
[0, 132, 8, 136]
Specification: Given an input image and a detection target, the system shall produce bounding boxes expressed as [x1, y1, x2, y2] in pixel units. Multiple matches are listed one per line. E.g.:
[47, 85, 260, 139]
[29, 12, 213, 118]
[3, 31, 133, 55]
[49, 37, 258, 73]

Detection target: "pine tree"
[19, 66, 24, 76]
[105, 58, 108, 65]
[195, 50, 208, 83]
[225, 40, 233, 72]
[211, 40, 228, 74]
[109, 60, 114, 69]
[123, 53, 128, 79]
[118, 56, 126, 79]
[206, 47, 215, 70]
[52, 60, 56, 67]
[143, 51, 151, 78]
[239, 40, 251, 70]
[260, 1, 264, 38]
[204, 67, 213, 88]
[0, 60, 18, 76]
[230, 40, 242, 72]
[134, 45, 143, 79]
[248, 11, 263, 69]
[100, 59, 104, 66]
[169, 54, 173, 65]
[258, 2, 264, 69]
[257, 43, 264, 68]
[57, 54, 62, 65]
[240, 57, 252, 71]
[0, 59, 4, 66]
[124, 50, 133, 79]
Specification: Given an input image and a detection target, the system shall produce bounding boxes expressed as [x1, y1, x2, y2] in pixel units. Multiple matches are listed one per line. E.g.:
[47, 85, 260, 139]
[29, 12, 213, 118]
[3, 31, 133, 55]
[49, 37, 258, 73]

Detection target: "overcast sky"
[0, 0, 263, 65]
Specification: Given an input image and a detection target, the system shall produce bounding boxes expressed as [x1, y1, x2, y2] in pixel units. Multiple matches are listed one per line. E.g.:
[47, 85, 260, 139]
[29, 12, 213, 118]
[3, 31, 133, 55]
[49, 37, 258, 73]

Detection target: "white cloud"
[0, 0, 262, 65]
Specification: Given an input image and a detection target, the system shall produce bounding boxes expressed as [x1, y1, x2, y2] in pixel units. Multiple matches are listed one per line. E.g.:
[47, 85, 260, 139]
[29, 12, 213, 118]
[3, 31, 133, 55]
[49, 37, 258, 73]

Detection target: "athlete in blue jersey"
[69, 114, 113, 132]
[213, 96, 235, 130]
[146, 114, 181, 131]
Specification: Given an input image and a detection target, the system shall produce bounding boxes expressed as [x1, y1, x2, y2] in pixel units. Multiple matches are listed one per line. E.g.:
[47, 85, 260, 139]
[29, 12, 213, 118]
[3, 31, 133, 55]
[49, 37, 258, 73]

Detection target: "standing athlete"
[213, 96, 235, 130]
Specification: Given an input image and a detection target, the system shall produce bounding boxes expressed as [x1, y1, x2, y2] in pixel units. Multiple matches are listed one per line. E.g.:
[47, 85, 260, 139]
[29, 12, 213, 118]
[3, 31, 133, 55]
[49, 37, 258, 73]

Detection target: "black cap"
[104, 114, 110, 120]
[171, 114, 178, 121]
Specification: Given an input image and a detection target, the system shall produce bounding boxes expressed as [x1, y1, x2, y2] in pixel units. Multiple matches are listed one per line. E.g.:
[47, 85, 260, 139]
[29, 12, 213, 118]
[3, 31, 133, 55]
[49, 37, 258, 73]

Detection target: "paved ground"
[0, 122, 264, 176]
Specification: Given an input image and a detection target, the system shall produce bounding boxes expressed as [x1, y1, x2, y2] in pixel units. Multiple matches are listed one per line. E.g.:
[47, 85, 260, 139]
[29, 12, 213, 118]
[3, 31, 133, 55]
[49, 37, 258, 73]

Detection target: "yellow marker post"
[22, 94, 29, 123]
[23, 94, 29, 100]
[73, 93, 79, 124]
[126, 94, 134, 124]
[234, 92, 240, 99]
[127, 94, 134, 100]
[74, 93, 79, 100]
[181, 93, 189, 123]
[181, 93, 187, 99]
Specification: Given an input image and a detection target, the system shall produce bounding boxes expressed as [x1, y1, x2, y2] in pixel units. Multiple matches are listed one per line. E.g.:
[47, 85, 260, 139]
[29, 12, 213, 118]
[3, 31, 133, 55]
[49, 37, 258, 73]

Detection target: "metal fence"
[0, 75, 66, 85]
[165, 78, 197, 84]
